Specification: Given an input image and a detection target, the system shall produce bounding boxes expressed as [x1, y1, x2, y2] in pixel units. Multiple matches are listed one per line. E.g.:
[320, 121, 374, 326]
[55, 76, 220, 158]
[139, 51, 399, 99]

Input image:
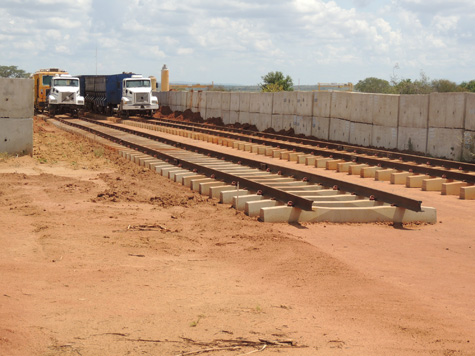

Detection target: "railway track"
[123, 116, 475, 199]
[48, 115, 439, 224]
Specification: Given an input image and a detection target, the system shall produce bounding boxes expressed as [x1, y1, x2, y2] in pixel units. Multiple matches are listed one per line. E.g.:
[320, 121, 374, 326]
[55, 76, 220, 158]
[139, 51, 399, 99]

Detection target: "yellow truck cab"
[32, 68, 68, 113]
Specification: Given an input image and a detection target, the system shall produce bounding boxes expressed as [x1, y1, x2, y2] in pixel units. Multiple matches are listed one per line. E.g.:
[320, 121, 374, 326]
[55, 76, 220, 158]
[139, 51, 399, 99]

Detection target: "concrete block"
[372, 125, 398, 149]
[191, 178, 216, 191]
[313, 91, 332, 118]
[250, 92, 273, 114]
[259, 205, 436, 224]
[246, 199, 280, 217]
[199, 181, 224, 195]
[0, 118, 33, 155]
[185, 91, 193, 109]
[350, 92, 373, 124]
[360, 166, 383, 178]
[282, 91, 298, 115]
[249, 93, 261, 113]
[220, 189, 250, 204]
[296, 91, 314, 117]
[0, 78, 34, 118]
[375, 169, 397, 181]
[429, 92, 465, 128]
[421, 178, 447, 191]
[182, 174, 206, 187]
[232, 194, 262, 210]
[315, 157, 333, 168]
[239, 92, 250, 113]
[221, 110, 231, 125]
[209, 185, 234, 199]
[372, 94, 399, 126]
[337, 162, 356, 172]
[311, 116, 330, 140]
[399, 94, 429, 128]
[426, 127, 463, 160]
[406, 174, 430, 188]
[460, 186, 475, 200]
[293, 115, 312, 136]
[230, 92, 240, 111]
[397, 126, 427, 154]
[326, 159, 345, 170]
[329, 118, 351, 143]
[349, 122, 372, 146]
[348, 164, 368, 175]
[465, 93, 475, 131]
[442, 182, 468, 195]
[330, 91, 351, 120]
[390, 172, 412, 184]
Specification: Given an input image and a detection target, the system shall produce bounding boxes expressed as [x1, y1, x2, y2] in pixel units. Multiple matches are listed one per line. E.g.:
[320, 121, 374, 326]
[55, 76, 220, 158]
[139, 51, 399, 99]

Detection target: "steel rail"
[57, 117, 423, 211]
[133, 116, 475, 181]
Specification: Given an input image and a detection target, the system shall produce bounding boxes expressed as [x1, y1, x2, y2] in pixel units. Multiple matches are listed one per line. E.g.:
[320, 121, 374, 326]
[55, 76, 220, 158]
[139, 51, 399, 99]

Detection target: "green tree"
[460, 80, 475, 93]
[259, 71, 293, 92]
[0, 65, 30, 78]
[431, 79, 463, 92]
[392, 71, 432, 94]
[354, 77, 392, 93]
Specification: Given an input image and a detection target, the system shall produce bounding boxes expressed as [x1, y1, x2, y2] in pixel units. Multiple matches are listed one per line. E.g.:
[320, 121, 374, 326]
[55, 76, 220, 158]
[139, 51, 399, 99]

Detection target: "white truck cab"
[119, 75, 159, 117]
[47, 74, 84, 117]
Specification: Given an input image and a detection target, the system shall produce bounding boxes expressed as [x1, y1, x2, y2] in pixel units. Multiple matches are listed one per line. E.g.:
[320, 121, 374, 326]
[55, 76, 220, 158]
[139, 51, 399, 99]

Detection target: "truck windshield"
[125, 80, 151, 88]
[53, 79, 79, 87]
[42, 75, 52, 86]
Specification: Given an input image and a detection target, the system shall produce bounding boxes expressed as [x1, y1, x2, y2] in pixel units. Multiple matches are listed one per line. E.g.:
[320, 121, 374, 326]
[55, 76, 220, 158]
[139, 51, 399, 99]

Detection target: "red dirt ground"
[0, 117, 474, 356]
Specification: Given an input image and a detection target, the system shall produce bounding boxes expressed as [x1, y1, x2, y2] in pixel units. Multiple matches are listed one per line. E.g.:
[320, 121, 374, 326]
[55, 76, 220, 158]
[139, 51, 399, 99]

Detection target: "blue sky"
[0, 0, 474, 86]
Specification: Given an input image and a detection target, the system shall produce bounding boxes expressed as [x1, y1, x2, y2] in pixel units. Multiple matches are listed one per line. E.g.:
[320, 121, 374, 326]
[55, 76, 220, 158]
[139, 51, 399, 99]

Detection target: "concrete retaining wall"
[0, 78, 34, 155]
[157, 90, 474, 161]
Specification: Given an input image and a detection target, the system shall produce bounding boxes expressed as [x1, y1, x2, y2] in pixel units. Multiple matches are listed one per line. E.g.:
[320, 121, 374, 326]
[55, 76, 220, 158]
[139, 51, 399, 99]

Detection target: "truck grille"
[61, 92, 75, 103]
[135, 93, 149, 103]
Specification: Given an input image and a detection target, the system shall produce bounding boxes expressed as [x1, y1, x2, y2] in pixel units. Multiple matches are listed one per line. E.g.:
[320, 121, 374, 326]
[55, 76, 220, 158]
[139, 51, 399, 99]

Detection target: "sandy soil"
[0, 117, 474, 356]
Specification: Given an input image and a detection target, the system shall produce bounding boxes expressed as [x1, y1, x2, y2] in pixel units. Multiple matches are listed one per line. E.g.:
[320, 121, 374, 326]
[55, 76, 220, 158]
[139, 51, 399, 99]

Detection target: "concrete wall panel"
[271, 114, 293, 132]
[429, 92, 465, 128]
[205, 108, 221, 120]
[185, 92, 193, 110]
[373, 94, 399, 127]
[462, 130, 475, 162]
[330, 91, 351, 120]
[260, 93, 273, 115]
[293, 115, 312, 136]
[296, 92, 314, 117]
[0, 118, 33, 155]
[465, 93, 475, 131]
[221, 92, 231, 111]
[230, 92, 240, 111]
[282, 91, 297, 115]
[239, 111, 250, 124]
[397, 127, 427, 153]
[206, 92, 222, 110]
[311, 117, 330, 140]
[350, 92, 373, 124]
[251, 113, 272, 131]
[272, 92, 284, 115]
[399, 94, 429, 128]
[349, 122, 372, 146]
[426, 127, 463, 160]
[0, 78, 33, 118]
[313, 92, 332, 118]
[372, 125, 398, 149]
[239, 92, 250, 113]
[199, 92, 207, 111]
[329, 118, 351, 143]
[230, 111, 239, 125]
[249, 93, 260, 113]
[221, 110, 231, 125]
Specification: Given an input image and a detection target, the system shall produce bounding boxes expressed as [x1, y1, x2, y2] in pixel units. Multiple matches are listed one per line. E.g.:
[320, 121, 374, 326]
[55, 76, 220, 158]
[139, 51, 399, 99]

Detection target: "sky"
[0, 0, 474, 86]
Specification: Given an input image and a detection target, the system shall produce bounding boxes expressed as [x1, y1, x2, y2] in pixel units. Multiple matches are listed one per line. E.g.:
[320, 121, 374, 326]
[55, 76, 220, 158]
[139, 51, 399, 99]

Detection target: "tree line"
[354, 73, 475, 94]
